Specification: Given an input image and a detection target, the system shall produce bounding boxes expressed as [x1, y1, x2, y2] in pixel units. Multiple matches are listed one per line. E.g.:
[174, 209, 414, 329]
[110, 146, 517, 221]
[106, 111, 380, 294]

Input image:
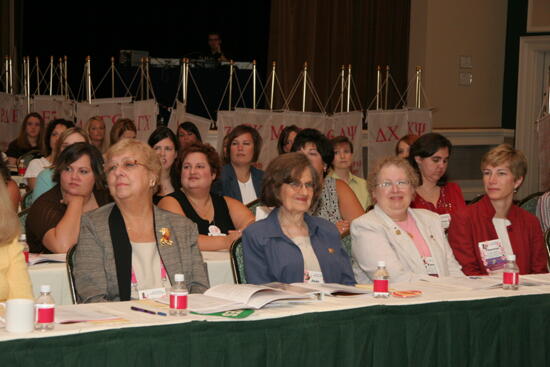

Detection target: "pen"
[131, 306, 167, 316]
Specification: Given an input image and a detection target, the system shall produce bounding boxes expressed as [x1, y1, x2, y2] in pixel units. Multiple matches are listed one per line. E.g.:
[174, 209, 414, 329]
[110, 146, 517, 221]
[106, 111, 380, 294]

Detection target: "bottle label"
[373, 279, 388, 293]
[170, 292, 188, 309]
[503, 271, 519, 285]
[36, 304, 55, 323]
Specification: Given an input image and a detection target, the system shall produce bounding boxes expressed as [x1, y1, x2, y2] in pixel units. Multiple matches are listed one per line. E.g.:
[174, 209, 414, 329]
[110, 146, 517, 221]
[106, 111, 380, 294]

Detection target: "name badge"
[478, 239, 506, 272]
[440, 214, 451, 230]
[208, 225, 226, 237]
[304, 270, 324, 284]
[423, 256, 439, 276]
[138, 287, 167, 300]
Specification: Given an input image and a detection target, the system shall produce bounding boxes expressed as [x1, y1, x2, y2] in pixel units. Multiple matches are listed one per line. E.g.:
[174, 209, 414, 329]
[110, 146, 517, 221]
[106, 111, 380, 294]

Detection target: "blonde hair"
[105, 139, 162, 192]
[367, 156, 419, 199]
[0, 180, 20, 245]
[85, 116, 108, 153]
[481, 144, 527, 180]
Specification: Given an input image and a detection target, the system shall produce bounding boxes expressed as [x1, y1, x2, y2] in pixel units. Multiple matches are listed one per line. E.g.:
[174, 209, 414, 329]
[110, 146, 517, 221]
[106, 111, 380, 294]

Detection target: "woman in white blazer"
[351, 156, 463, 283]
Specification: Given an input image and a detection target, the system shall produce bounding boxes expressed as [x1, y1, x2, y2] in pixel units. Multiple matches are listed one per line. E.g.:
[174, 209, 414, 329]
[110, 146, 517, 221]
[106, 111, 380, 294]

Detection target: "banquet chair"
[17, 208, 30, 233]
[230, 238, 247, 284]
[246, 198, 262, 214]
[545, 229, 550, 270]
[519, 192, 544, 216]
[66, 246, 78, 304]
[340, 231, 352, 258]
[468, 194, 484, 205]
[16, 150, 42, 173]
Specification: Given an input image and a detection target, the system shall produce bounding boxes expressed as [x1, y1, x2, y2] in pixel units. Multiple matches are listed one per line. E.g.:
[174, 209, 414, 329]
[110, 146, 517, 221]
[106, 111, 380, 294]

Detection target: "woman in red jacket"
[448, 144, 547, 275]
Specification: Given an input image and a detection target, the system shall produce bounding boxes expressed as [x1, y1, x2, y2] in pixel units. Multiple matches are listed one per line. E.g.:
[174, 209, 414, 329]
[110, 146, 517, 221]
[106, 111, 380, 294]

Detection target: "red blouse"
[411, 182, 466, 215]
[448, 195, 548, 275]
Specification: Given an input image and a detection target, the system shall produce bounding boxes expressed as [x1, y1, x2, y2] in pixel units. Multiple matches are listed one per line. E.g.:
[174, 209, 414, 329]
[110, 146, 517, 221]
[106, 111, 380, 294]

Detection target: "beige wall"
[408, 0, 508, 128]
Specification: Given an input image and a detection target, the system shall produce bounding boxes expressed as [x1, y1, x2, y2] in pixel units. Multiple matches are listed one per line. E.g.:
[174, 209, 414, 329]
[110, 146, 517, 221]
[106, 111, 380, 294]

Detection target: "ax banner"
[537, 115, 550, 191]
[367, 108, 432, 168]
[0, 93, 27, 151]
[217, 109, 363, 176]
[32, 95, 75, 123]
[168, 101, 212, 144]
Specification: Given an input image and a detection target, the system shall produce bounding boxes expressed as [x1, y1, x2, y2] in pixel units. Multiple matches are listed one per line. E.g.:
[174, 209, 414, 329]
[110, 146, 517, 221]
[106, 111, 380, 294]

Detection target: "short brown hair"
[110, 118, 137, 146]
[172, 143, 222, 189]
[52, 142, 106, 190]
[367, 156, 419, 200]
[481, 144, 527, 180]
[223, 125, 262, 164]
[261, 152, 321, 208]
[105, 138, 161, 192]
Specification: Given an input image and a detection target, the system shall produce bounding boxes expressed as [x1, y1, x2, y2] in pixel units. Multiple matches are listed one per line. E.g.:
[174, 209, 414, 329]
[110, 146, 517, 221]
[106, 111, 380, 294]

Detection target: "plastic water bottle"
[169, 274, 188, 316]
[502, 254, 519, 290]
[35, 285, 55, 331]
[19, 233, 29, 264]
[373, 261, 390, 298]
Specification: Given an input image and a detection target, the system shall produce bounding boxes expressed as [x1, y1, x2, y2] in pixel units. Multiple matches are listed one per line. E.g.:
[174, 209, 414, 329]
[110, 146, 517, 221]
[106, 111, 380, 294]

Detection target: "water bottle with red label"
[35, 285, 55, 330]
[502, 254, 519, 290]
[19, 233, 29, 264]
[373, 261, 390, 298]
[169, 273, 188, 316]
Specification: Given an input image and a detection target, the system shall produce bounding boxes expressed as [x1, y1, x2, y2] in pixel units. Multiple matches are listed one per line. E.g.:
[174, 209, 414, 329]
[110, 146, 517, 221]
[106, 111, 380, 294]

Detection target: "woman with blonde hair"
[0, 180, 33, 301]
[85, 116, 107, 153]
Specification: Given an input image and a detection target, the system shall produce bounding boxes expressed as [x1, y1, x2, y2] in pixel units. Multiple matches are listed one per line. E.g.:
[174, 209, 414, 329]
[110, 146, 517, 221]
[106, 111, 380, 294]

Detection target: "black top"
[5, 139, 39, 159]
[168, 190, 235, 235]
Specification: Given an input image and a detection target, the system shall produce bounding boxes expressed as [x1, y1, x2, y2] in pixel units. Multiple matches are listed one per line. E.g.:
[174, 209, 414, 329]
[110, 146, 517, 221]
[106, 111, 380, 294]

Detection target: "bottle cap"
[377, 261, 386, 267]
[40, 285, 51, 293]
[174, 273, 185, 282]
[506, 254, 516, 261]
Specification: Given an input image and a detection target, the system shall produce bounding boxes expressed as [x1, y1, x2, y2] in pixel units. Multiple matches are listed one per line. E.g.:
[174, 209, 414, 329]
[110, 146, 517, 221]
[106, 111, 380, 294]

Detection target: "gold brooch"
[328, 248, 335, 254]
[159, 228, 174, 247]
[395, 229, 401, 235]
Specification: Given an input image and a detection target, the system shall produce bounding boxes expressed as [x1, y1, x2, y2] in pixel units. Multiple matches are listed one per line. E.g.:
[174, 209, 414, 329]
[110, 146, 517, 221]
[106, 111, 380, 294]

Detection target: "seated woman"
[158, 144, 254, 251]
[148, 127, 179, 204]
[5, 112, 44, 167]
[177, 121, 203, 150]
[536, 191, 550, 233]
[31, 127, 89, 204]
[0, 180, 33, 301]
[243, 152, 355, 285]
[448, 144, 547, 275]
[109, 118, 137, 146]
[395, 134, 418, 159]
[26, 143, 111, 253]
[212, 125, 264, 205]
[277, 125, 300, 155]
[329, 136, 371, 210]
[85, 116, 107, 153]
[74, 139, 209, 303]
[291, 128, 364, 235]
[0, 159, 20, 210]
[351, 156, 463, 283]
[408, 133, 466, 218]
[25, 119, 74, 190]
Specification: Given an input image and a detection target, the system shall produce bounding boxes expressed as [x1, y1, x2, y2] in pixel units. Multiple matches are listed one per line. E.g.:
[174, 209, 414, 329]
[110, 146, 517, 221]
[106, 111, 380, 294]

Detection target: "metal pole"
[58, 57, 63, 96]
[340, 65, 345, 113]
[63, 56, 68, 98]
[376, 65, 381, 110]
[35, 57, 40, 95]
[8, 57, 13, 94]
[252, 60, 257, 110]
[228, 60, 234, 110]
[140, 57, 144, 100]
[4, 57, 8, 93]
[49, 56, 53, 96]
[23, 57, 30, 112]
[346, 64, 351, 112]
[270, 61, 276, 110]
[183, 58, 189, 113]
[302, 62, 308, 112]
[145, 57, 150, 100]
[111, 57, 115, 98]
[384, 65, 390, 110]
[415, 66, 422, 108]
[86, 56, 92, 104]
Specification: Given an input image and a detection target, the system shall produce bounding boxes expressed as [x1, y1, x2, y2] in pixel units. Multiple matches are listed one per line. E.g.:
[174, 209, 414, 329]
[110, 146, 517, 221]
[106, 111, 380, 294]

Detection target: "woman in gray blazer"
[74, 139, 209, 303]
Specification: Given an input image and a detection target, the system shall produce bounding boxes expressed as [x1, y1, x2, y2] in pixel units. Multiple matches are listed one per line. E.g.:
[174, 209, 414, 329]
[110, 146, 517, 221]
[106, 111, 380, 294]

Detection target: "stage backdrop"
[217, 109, 363, 175]
[0, 93, 27, 151]
[32, 95, 75, 123]
[367, 108, 432, 168]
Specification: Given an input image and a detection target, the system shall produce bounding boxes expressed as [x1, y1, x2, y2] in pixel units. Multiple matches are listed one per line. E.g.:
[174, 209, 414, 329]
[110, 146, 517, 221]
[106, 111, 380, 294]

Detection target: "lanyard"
[131, 260, 168, 288]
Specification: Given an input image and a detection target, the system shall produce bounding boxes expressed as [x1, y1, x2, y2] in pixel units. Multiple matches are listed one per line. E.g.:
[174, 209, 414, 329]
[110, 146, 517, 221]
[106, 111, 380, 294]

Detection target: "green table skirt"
[3, 294, 550, 367]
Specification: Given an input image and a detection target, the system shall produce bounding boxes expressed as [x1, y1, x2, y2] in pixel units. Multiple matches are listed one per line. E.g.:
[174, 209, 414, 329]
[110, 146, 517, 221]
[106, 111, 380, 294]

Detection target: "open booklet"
[267, 282, 370, 297]
[28, 253, 66, 266]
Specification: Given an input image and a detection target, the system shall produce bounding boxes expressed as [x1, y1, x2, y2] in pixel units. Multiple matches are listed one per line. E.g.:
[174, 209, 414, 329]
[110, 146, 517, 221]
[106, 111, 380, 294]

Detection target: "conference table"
[27, 251, 234, 305]
[2, 275, 550, 366]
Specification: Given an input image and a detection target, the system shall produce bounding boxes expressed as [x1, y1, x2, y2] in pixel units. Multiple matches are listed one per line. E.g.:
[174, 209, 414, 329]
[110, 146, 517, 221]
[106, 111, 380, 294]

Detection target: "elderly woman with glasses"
[73, 139, 209, 303]
[242, 153, 355, 285]
[351, 156, 463, 283]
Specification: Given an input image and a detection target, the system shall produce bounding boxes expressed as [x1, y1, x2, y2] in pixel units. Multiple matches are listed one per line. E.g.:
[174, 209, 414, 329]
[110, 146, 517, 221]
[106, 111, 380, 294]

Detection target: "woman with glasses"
[351, 156, 463, 283]
[242, 153, 355, 285]
[73, 139, 208, 303]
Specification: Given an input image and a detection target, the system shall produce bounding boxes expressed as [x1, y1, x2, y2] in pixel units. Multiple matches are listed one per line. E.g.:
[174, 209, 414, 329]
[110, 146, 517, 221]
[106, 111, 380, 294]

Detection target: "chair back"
[519, 192, 544, 216]
[66, 246, 78, 304]
[545, 229, 550, 271]
[468, 194, 484, 205]
[340, 232, 352, 258]
[16, 150, 41, 170]
[17, 208, 30, 233]
[246, 198, 262, 213]
[229, 238, 247, 284]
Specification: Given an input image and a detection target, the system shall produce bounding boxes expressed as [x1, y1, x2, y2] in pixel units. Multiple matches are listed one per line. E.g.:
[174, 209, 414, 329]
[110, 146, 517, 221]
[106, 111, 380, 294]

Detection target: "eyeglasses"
[104, 159, 144, 174]
[375, 180, 411, 189]
[286, 181, 315, 192]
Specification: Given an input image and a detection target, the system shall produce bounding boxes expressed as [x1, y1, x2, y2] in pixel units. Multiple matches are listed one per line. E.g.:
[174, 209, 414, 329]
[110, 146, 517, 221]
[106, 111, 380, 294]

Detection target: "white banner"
[537, 115, 550, 191]
[167, 101, 212, 144]
[367, 108, 432, 169]
[32, 95, 75, 123]
[0, 93, 27, 151]
[217, 109, 363, 175]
